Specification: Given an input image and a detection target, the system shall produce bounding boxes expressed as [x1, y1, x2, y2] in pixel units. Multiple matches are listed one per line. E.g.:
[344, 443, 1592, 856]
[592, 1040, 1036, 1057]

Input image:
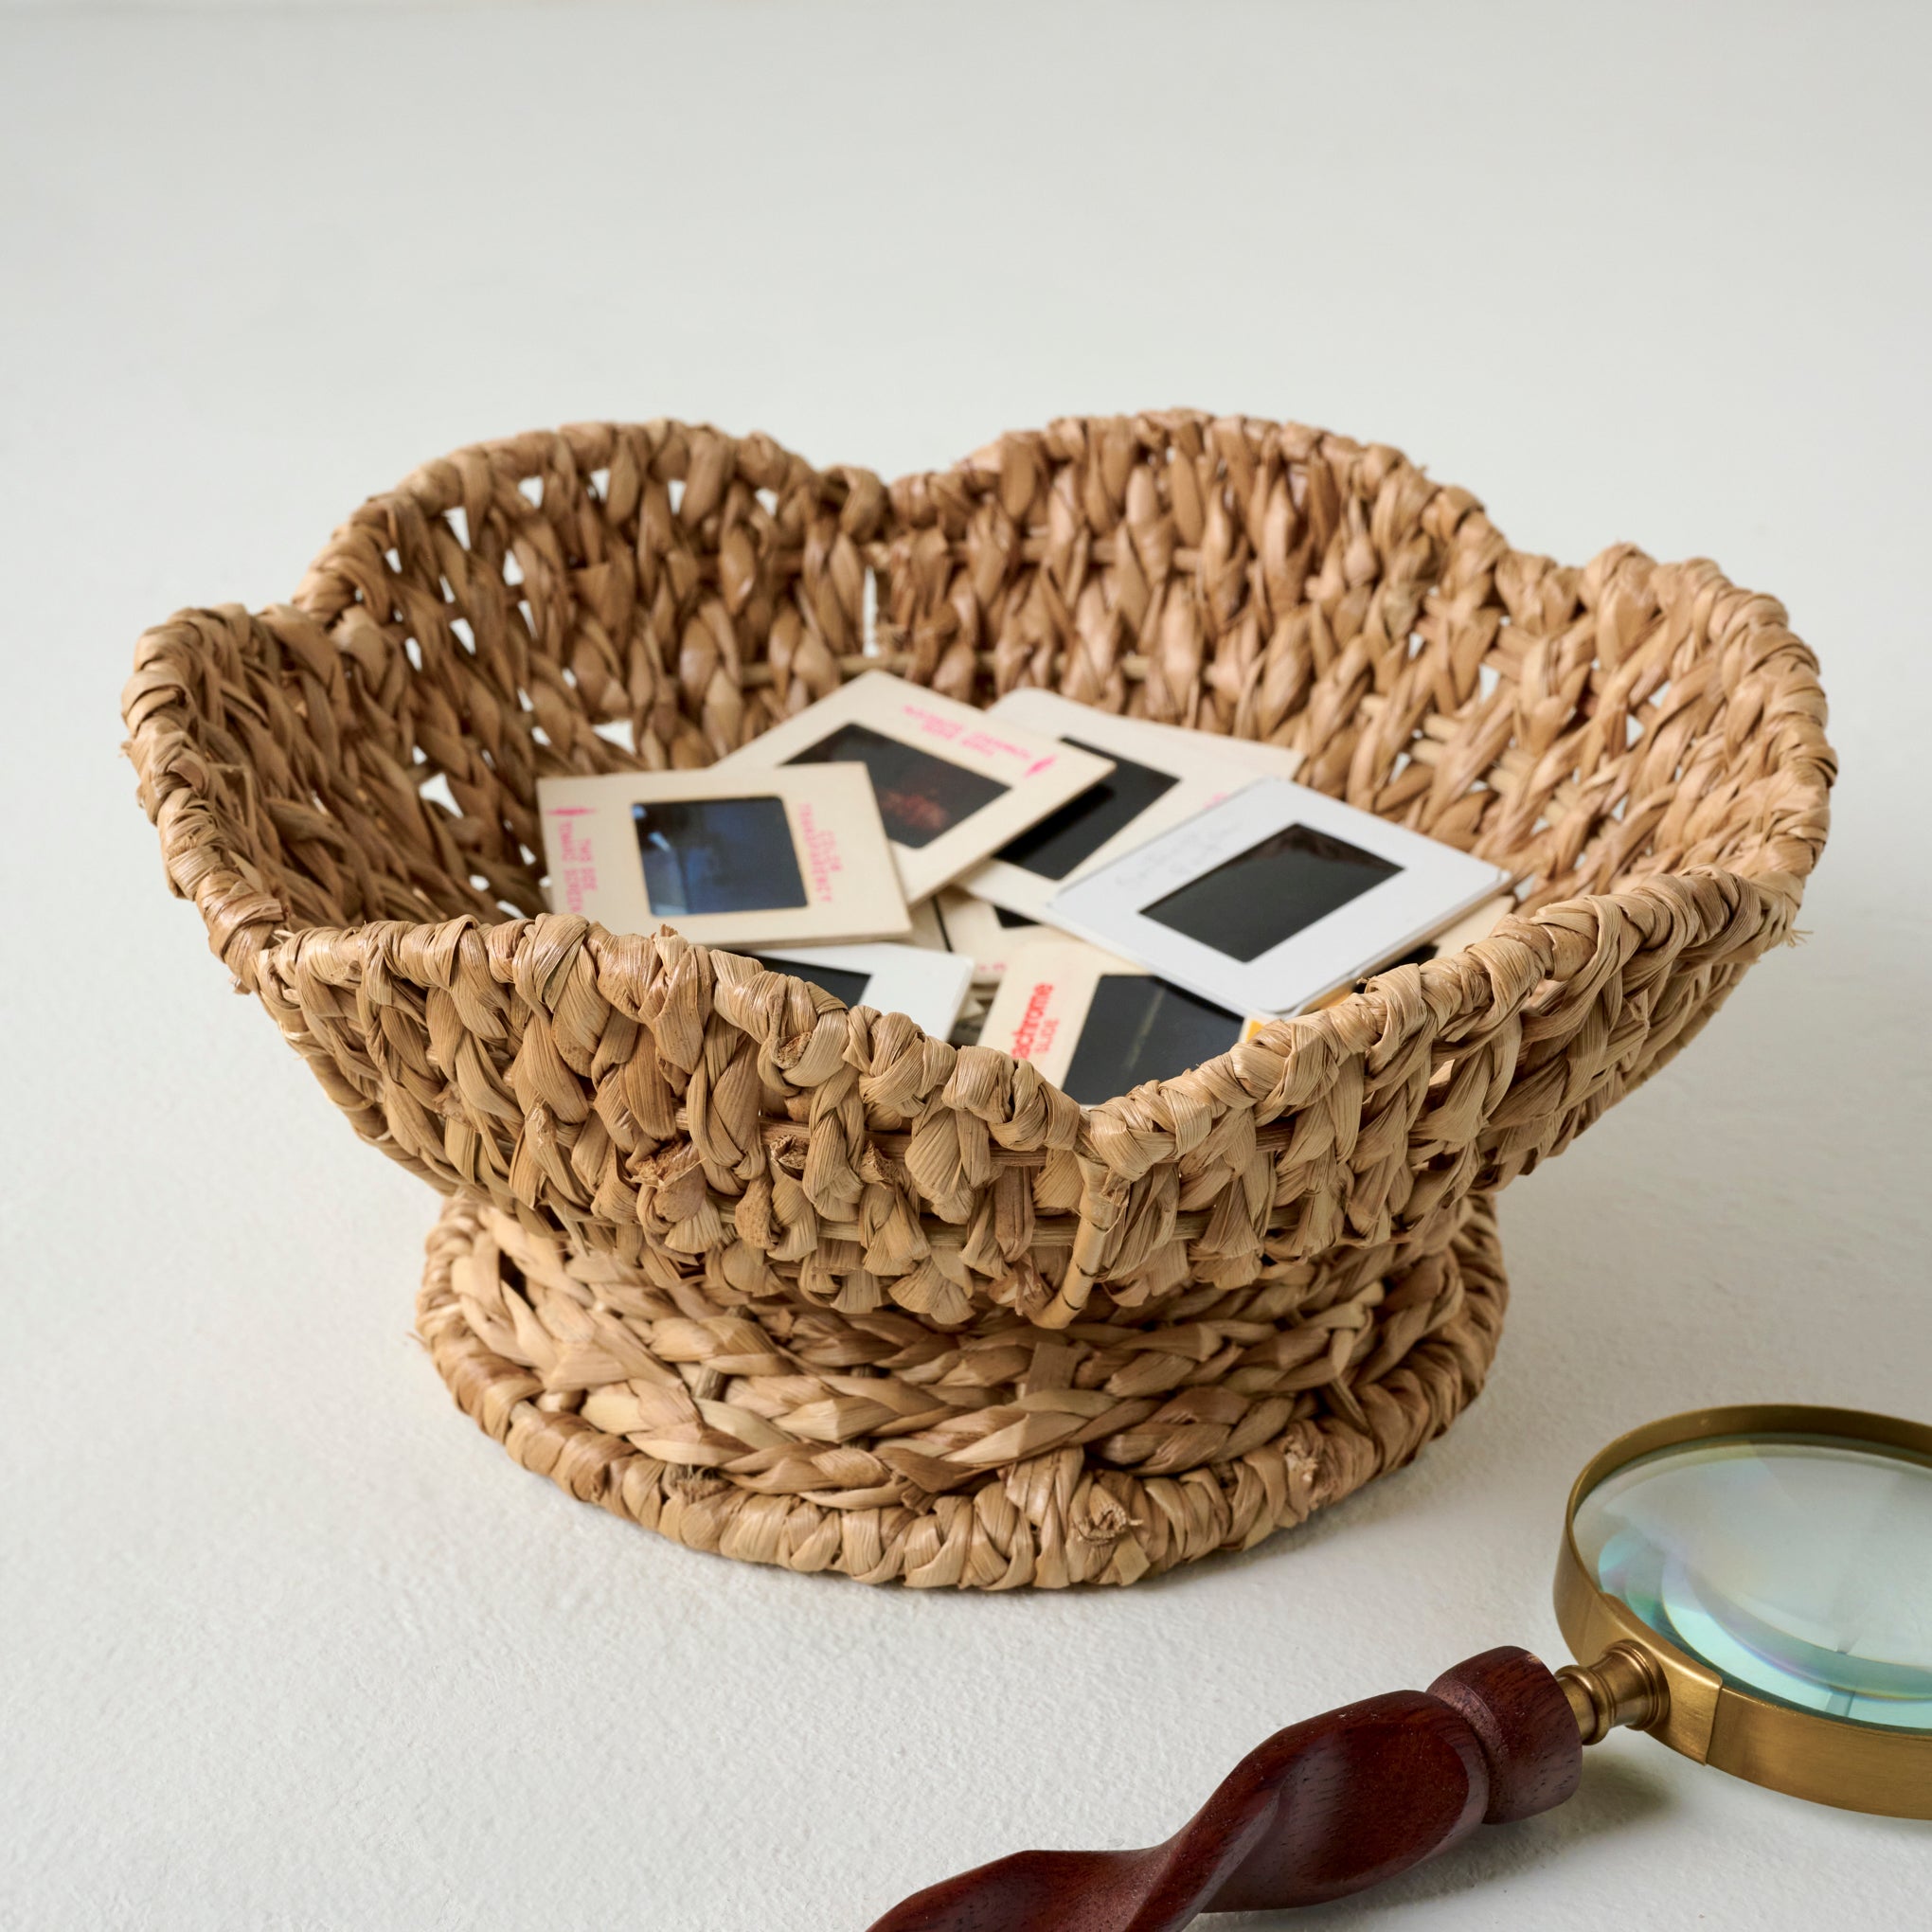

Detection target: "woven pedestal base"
[417, 1194, 1508, 1589]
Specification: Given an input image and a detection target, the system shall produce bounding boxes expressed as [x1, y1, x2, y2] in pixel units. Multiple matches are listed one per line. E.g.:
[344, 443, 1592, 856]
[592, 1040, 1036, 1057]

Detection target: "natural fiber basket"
[123, 415, 1833, 1589]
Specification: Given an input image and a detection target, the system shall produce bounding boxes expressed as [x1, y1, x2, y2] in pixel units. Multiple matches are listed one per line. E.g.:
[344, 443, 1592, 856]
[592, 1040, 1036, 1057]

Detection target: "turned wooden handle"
[867, 1646, 1581, 1932]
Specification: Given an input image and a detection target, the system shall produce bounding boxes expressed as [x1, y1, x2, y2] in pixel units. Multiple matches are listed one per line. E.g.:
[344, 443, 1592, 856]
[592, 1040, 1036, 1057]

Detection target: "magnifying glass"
[869, 1404, 1931, 1932]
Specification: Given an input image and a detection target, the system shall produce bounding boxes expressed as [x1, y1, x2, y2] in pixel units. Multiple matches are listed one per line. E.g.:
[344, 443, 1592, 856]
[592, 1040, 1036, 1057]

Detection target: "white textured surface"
[4, 5, 1929, 1927]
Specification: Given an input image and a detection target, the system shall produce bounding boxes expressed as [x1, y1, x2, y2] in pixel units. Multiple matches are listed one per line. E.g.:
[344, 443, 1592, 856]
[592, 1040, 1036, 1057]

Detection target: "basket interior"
[164, 417, 1828, 1012]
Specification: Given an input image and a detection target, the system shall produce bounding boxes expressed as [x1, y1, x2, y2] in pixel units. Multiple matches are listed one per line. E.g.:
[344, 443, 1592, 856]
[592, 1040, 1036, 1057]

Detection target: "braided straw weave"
[123, 415, 1833, 1588]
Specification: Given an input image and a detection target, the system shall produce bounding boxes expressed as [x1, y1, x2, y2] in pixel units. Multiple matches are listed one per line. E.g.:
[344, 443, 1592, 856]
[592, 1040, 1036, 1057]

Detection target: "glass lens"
[1573, 1433, 1932, 1729]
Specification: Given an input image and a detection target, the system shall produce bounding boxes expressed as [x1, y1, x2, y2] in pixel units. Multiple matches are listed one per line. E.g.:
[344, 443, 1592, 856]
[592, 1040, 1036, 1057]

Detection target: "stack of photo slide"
[538, 673, 1514, 1103]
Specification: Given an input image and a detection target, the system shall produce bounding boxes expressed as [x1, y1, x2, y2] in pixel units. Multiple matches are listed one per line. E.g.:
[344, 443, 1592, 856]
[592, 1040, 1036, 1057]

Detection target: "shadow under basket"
[123, 415, 1834, 1588]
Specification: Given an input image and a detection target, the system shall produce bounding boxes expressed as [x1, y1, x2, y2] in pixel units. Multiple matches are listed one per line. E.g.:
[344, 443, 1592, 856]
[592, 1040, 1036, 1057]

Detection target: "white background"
[4, 4, 1928, 1927]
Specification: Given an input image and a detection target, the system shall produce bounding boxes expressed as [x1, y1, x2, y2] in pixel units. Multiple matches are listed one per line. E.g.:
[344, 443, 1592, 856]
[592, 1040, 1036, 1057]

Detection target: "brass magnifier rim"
[1554, 1402, 1932, 1821]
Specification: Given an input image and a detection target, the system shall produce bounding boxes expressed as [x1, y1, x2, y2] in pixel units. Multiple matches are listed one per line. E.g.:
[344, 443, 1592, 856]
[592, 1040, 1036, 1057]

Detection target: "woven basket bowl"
[123, 415, 1833, 1589]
